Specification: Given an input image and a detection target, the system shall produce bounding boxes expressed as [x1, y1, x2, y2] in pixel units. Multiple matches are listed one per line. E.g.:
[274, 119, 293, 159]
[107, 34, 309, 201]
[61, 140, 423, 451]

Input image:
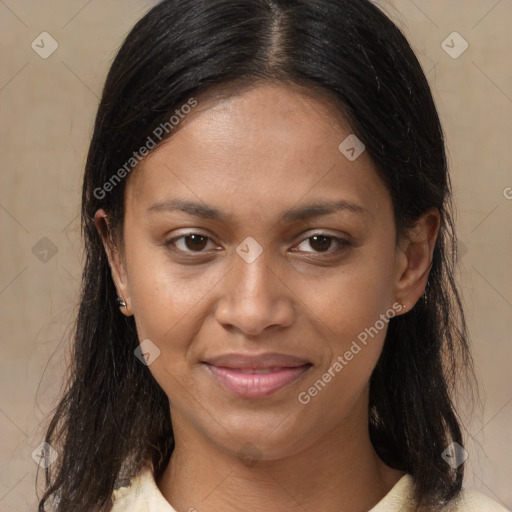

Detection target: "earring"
[116, 296, 127, 308]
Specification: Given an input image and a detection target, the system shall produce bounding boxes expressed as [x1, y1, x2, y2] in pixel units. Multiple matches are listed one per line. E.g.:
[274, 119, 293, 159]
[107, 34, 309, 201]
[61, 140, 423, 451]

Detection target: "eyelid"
[290, 231, 351, 254]
[165, 230, 220, 253]
[165, 229, 351, 256]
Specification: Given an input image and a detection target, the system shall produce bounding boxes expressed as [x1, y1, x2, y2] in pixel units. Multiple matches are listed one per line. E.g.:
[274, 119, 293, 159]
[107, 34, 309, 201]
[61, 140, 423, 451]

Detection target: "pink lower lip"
[204, 364, 312, 398]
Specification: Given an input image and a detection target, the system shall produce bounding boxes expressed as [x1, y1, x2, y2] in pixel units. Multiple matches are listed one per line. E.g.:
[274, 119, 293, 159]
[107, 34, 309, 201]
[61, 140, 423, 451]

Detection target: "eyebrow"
[146, 198, 370, 222]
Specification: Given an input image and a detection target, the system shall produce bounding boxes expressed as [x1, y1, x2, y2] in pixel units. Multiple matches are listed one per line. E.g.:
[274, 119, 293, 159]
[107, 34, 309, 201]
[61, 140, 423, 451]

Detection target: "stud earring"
[116, 296, 127, 308]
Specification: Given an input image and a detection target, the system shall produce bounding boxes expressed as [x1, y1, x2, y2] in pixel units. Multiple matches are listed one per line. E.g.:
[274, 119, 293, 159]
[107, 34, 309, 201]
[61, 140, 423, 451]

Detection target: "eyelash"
[164, 232, 351, 257]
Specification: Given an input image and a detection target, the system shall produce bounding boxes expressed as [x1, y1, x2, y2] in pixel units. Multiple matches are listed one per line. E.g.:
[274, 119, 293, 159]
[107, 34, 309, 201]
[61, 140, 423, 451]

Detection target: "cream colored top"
[110, 466, 509, 511]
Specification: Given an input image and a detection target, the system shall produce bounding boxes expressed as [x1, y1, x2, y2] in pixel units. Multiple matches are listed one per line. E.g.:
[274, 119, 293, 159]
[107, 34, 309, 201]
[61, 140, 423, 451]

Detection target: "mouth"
[201, 352, 313, 399]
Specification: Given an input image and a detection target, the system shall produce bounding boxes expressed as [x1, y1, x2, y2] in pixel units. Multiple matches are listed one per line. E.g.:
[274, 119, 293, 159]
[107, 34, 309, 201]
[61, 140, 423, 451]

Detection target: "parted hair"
[38, 1, 474, 510]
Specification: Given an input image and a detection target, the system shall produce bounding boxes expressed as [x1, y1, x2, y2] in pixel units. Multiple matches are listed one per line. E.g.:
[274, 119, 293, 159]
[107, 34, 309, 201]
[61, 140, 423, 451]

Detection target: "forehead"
[125, 83, 391, 226]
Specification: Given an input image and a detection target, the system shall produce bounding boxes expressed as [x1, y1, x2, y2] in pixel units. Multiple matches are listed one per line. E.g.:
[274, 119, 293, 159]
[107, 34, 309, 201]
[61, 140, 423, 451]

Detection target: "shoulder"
[110, 471, 150, 512]
[370, 474, 510, 512]
[445, 488, 510, 511]
[110, 465, 177, 512]
[110, 469, 510, 512]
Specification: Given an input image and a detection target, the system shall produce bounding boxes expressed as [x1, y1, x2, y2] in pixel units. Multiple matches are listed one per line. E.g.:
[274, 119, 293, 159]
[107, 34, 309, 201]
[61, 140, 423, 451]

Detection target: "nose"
[214, 248, 295, 336]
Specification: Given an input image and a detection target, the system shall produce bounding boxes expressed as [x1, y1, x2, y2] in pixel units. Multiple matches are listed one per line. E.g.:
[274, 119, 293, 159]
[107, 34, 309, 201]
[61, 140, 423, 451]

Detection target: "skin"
[95, 82, 440, 512]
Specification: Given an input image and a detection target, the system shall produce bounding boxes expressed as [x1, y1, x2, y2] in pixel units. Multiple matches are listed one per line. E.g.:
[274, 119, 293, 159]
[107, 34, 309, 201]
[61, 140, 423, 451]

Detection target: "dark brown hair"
[38, 1, 474, 510]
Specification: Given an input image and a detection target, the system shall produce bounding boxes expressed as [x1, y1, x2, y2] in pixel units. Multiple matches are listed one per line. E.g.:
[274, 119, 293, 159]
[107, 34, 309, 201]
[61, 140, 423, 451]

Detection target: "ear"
[94, 209, 133, 316]
[392, 207, 440, 315]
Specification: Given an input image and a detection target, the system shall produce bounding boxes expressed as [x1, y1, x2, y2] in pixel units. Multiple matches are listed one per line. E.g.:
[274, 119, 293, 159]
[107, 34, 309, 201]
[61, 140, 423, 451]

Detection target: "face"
[96, 83, 438, 461]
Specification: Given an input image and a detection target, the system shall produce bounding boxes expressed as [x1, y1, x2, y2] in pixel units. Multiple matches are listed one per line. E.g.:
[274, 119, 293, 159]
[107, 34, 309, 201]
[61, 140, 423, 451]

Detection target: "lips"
[202, 352, 312, 398]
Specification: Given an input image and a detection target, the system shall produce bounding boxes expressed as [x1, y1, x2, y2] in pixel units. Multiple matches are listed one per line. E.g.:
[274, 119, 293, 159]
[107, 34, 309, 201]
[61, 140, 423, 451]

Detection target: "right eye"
[165, 233, 218, 253]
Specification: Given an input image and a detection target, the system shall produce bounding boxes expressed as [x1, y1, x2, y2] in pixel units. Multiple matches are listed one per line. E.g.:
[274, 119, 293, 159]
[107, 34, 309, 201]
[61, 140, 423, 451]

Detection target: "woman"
[38, 0, 508, 510]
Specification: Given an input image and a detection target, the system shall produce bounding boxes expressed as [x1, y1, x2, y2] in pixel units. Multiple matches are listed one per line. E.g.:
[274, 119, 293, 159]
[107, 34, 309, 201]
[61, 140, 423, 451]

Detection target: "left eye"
[293, 234, 349, 254]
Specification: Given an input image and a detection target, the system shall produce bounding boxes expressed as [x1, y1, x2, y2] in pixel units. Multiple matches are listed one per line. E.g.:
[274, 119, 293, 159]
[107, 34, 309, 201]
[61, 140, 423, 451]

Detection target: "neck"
[157, 398, 405, 512]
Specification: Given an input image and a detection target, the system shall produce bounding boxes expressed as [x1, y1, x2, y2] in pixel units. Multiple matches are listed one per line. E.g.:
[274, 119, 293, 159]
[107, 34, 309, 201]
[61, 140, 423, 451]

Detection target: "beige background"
[0, 1, 511, 510]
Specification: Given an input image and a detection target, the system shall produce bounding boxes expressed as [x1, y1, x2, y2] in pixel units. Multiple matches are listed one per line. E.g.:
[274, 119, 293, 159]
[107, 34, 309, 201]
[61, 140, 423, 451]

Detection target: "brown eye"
[308, 235, 333, 252]
[166, 233, 214, 253]
[293, 234, 350, 255]
[183, 234, 208, 251]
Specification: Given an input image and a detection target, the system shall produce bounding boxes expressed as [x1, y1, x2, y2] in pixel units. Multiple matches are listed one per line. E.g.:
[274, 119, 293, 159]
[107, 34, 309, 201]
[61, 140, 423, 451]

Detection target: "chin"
[200, 409, 315, 462]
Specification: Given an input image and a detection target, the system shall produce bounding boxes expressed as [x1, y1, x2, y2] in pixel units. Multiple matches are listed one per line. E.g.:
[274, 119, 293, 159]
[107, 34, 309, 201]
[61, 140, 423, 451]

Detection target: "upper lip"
[202, 352, 311, 370]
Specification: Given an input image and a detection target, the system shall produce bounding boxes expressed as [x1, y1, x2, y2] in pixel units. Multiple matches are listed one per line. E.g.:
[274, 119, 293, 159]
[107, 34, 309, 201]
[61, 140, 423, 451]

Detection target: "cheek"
[293, 245, 395, 404]
[124, 233, 216, 341]
[296, 297, 390, 430]
[299, 246, 396, 347]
